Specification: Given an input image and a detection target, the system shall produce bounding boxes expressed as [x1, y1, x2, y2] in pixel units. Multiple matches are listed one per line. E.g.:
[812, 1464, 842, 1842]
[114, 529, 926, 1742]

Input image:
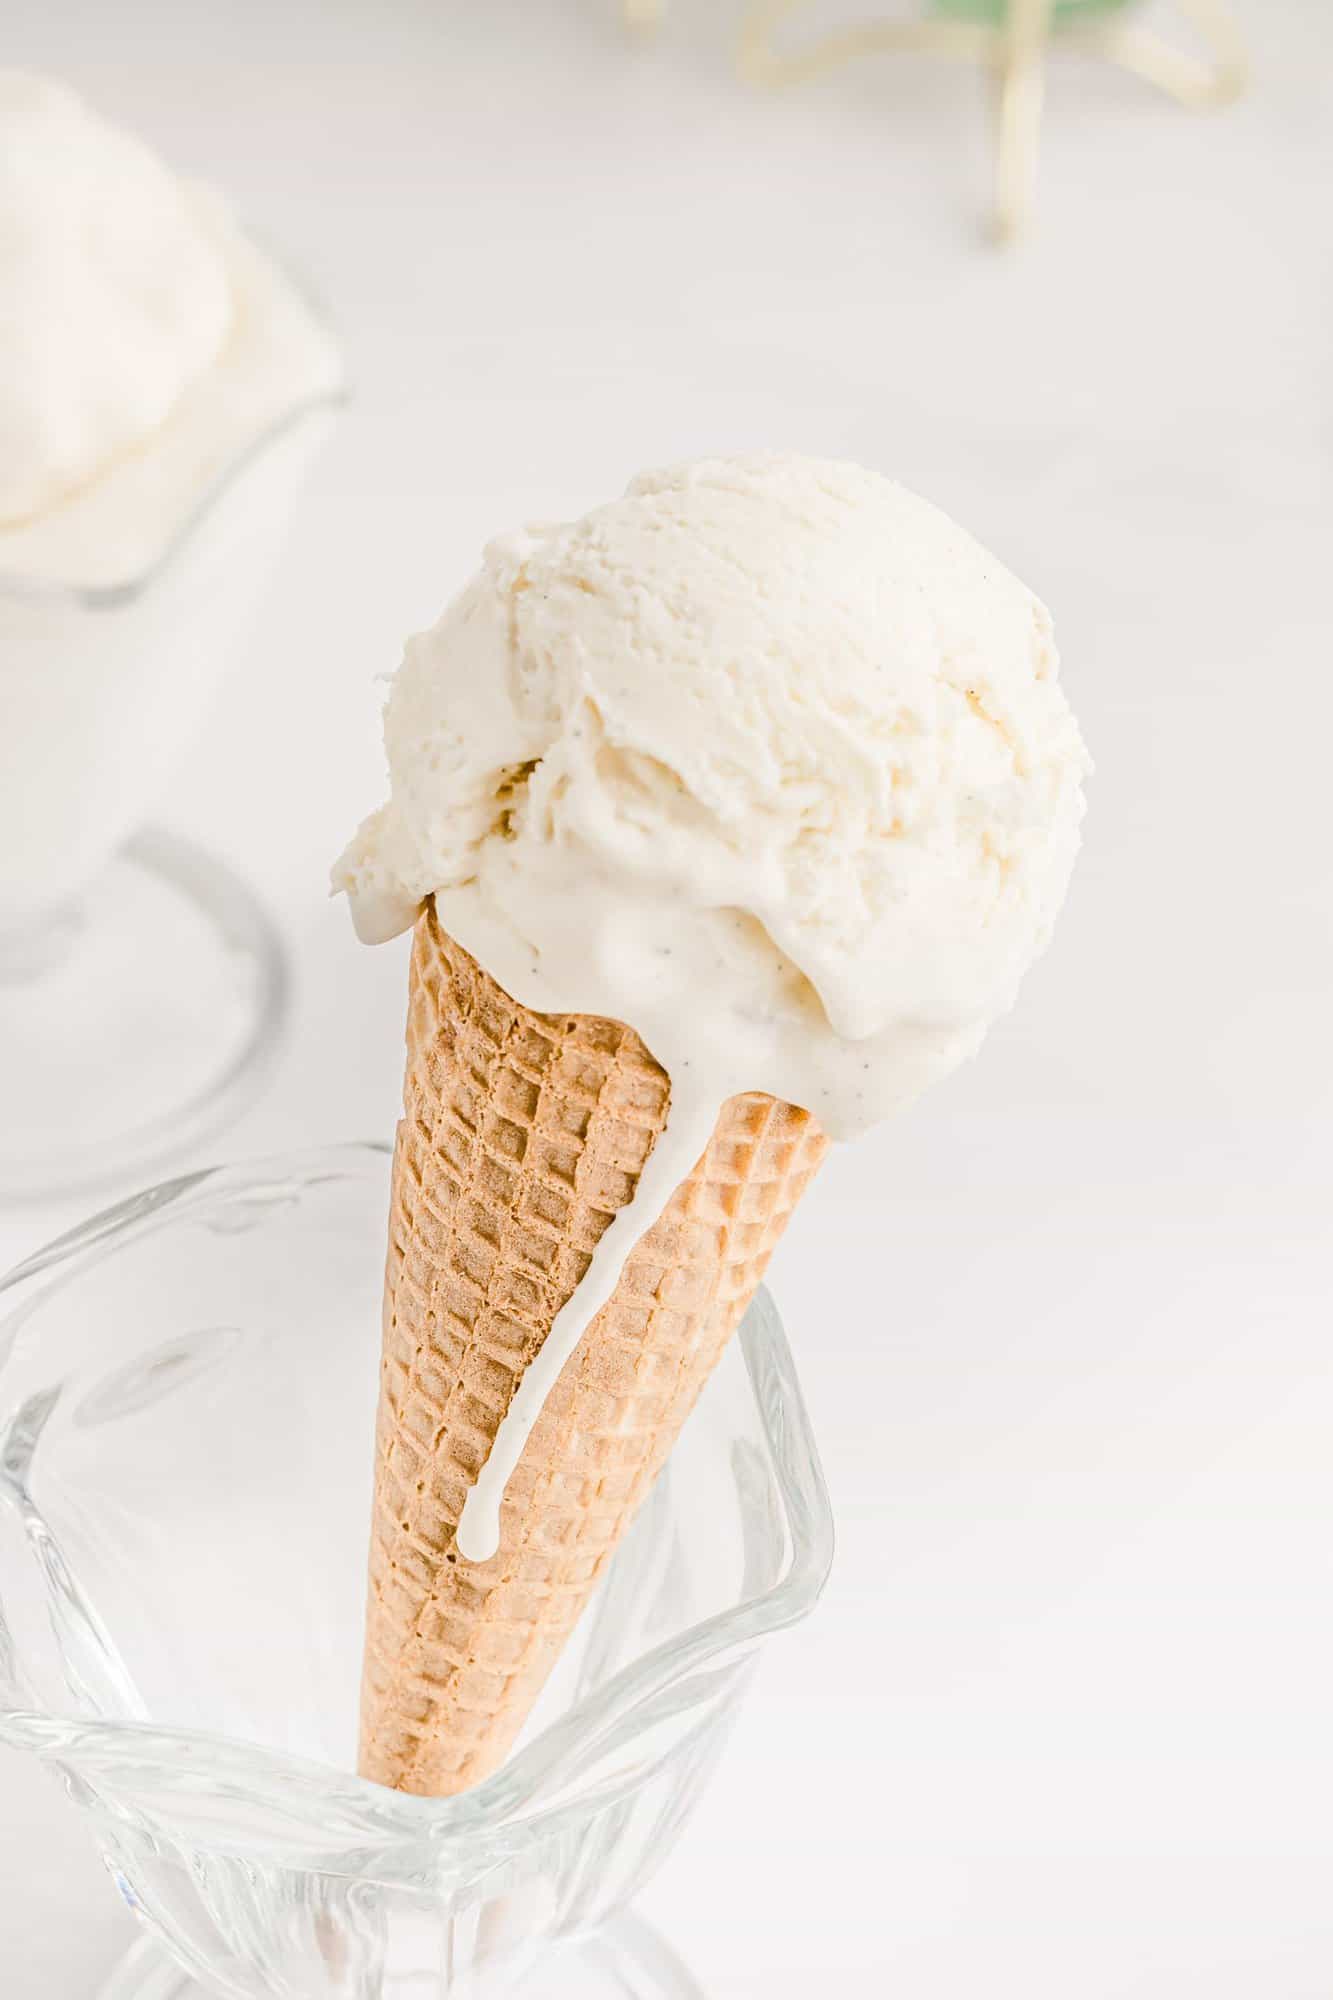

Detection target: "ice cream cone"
[360, 900, 828, 1795]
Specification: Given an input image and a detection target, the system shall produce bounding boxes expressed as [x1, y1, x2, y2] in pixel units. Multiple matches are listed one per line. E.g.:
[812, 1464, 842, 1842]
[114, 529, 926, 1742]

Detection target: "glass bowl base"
[97, 1916, 704, 2000]
[0, 828, 288, 1200]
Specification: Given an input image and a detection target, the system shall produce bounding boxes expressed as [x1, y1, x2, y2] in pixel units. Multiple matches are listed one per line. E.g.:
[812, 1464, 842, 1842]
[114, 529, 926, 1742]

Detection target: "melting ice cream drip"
[454, 1089, 719, 1563]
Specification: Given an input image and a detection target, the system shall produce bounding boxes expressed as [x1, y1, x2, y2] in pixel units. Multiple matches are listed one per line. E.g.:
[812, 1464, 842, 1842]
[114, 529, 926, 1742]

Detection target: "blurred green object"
[930, 0, 1137, 22]
[737, 0, 1246, 237]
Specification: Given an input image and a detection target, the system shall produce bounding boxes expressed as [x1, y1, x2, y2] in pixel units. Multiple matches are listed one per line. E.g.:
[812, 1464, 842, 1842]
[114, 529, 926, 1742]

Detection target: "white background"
[3, 1, 1331, 1994]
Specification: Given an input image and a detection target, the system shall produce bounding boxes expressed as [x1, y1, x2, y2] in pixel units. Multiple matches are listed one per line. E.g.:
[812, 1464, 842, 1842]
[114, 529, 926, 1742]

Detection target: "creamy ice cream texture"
[0, 69, 342, 588]
[337, 453, 1090, 1555]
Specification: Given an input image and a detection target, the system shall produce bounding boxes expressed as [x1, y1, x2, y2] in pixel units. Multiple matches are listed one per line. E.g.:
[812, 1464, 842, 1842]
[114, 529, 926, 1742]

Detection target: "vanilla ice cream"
[336, 453, 1090, 1558]
[0, 71, 343, 930]
[0, 71, 342, 590]
[339, 453, 1088, 1135]
[0, 71, 232, 536]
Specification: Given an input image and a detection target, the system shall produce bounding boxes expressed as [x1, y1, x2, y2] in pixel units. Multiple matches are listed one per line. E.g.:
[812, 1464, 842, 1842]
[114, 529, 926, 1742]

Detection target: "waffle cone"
[360, 901, 828, 1796]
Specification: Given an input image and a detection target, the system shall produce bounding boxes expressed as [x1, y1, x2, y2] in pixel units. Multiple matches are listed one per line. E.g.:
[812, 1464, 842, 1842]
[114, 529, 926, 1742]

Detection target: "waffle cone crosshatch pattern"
[363, 906, 829, 1794]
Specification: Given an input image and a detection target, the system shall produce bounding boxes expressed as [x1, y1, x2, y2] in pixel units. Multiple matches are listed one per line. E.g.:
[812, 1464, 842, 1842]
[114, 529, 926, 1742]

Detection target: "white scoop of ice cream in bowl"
[0, 71, 345, 1196]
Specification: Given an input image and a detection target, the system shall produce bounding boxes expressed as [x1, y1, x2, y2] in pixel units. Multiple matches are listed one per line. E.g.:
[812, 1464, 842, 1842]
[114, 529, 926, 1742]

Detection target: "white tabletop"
[3, 2, 1331, 1994]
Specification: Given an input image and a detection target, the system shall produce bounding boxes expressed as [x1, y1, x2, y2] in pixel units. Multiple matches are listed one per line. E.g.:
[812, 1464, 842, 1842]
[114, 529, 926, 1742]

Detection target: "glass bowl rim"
[0, 244, 347, 610]
[0, 1141, 835, 1841]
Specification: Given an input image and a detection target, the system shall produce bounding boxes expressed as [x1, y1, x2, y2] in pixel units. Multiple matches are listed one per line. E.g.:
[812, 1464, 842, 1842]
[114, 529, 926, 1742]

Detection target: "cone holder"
[0, 1144, 833, 1999]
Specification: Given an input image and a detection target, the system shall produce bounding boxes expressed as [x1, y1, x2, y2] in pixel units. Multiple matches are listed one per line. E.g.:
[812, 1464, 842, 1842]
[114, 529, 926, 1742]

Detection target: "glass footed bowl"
[0, 249, 343, 1200]
[0, 1145, 833, 1999]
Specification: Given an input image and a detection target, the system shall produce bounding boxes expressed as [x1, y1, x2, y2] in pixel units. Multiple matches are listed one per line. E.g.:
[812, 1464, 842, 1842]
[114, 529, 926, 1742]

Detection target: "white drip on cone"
[455, 1085, 720, 1563]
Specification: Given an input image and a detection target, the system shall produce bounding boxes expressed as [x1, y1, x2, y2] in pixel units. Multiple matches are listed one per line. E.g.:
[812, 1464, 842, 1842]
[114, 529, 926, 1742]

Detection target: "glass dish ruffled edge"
[0, 1142, 835, 1851]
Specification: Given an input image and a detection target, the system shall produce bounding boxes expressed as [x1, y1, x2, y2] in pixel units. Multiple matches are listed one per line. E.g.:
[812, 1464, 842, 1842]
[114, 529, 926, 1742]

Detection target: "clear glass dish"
[0, 1144, 833, 1999]
[0, 274, 344, 1198]
[96, 1912, 710, 2000]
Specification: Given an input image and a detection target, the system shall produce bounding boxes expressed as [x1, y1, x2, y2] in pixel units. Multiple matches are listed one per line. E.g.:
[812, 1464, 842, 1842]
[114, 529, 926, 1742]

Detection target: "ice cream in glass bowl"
[0, 72, 345, 1195]
[0, 1144, 832, 1999]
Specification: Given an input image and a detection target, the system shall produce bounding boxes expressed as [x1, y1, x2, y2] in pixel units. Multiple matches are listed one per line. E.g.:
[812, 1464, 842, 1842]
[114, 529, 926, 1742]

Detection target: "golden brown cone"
[360, 901, 828, 1795]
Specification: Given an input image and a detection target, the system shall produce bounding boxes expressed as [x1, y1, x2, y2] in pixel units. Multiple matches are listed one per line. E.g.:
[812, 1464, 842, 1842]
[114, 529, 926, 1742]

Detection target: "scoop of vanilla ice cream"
[336, 454, 1089, 1135]
[0, 70, 234, 527]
